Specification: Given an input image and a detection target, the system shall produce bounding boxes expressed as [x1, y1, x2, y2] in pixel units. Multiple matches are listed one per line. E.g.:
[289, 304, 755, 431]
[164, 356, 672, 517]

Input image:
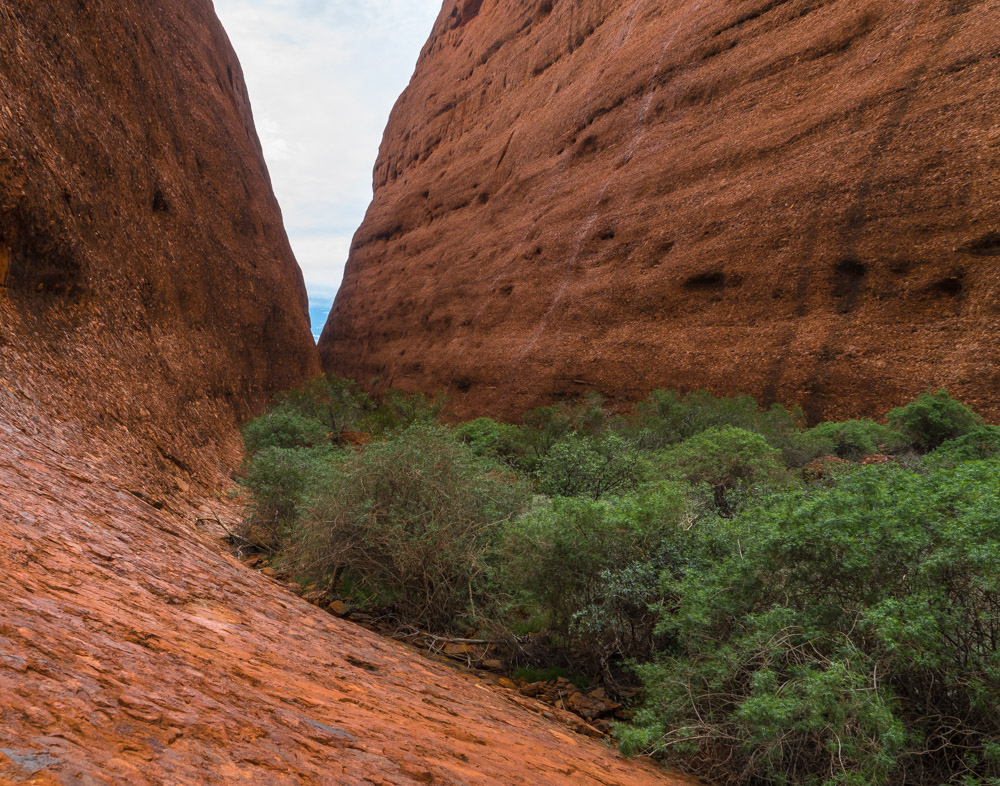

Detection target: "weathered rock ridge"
[321, 0, 1000, 421]
[0, 3, 684, 783]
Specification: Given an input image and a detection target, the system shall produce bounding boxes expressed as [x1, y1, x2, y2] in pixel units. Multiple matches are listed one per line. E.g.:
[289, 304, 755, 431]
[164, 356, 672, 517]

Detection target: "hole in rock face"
[152, 189, 170, 213]
[344, 656, 379, 673]
[683, 271, 727, 290]
[0, 215, 86, 302]
[451, 0, 484, 27]
[963, 231, 1000, 256]
[832, 257, 867, 310]
[455, 375, 473, 393]
[931, 274, 964, 297]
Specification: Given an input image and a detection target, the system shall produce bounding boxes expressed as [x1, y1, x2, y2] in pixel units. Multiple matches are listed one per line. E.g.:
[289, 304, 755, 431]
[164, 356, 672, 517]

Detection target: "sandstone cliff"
[0, 3, 682, 782]
[0, 0, 319, 490]
[320, 0, 1000, 421]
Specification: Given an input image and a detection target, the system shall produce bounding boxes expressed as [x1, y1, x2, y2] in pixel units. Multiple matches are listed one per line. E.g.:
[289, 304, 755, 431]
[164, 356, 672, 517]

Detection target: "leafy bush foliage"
[658, 426, 790, 513]
[502, 483, 689, 672]
[925, 425, 1000, 467]
[804, 419, 906, 460]
[238, 445, 332, 552]
[622, 462, 1000, 785]
[887, 388, 982, 451]
[453, 417, 529, 467]
[275, 374, 373, 437]
[536, 432, 649, 499]
[242, 405, 331, 456]
[288, 425, 529, 630]
[239, 376, 1000, 785]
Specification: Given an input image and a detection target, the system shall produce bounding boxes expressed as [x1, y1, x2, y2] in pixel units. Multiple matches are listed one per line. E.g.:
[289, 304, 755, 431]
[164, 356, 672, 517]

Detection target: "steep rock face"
[321, 0, 1000, 421]
[0, 4, 688, 782]
[0, 0, 319, 488]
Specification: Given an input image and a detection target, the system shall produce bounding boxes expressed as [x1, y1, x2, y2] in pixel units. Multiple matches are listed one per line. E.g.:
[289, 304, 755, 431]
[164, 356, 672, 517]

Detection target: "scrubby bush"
[502, 483, 690, 671]
[288, 425, 529, 630]
[631, 391, 827, 467]
[453, 417, 529, 467]
[887, 388, 982, 451]
[925, 425, 1000, 467]
[242, 405, 331, 456]
[658, 426, 791, 513]
[754, 403, 833, 467]
[622, 462, 1000, 785]
[631, 389, 760, 448]
[520, 404, 575, 462]
[805, 419, 906, 460]
[536, 432, 649, 499]
[275, 374, 373, 437]
[238, 445, 333, 552]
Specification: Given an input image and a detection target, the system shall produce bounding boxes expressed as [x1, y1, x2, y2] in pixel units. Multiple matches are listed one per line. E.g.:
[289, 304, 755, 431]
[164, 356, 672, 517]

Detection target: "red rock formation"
[0, 400, 684, 785]
[320, 0, 1000, 422]
[0, 3, 687, 782]
[0, 0, 319, 489]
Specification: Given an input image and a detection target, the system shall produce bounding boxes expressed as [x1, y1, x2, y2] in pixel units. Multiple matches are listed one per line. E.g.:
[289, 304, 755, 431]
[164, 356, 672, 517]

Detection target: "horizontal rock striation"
[320, 0, 1000, 421]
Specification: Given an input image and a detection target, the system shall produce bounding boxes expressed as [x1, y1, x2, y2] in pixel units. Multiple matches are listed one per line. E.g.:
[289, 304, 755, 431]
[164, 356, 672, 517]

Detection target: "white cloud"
[214, 0, 442, 316]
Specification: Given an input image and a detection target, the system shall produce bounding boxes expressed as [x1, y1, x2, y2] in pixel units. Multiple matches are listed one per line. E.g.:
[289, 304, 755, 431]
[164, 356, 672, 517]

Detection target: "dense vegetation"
[238, 379, 1000, 785]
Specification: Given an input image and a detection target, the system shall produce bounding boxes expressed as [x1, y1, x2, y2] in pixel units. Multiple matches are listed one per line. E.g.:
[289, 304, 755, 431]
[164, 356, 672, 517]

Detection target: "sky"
[213, 0, 443, 340]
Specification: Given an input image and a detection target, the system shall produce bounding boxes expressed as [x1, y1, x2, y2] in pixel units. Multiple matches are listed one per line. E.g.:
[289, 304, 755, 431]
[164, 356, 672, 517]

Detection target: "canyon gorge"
[0, 0, 678, 782]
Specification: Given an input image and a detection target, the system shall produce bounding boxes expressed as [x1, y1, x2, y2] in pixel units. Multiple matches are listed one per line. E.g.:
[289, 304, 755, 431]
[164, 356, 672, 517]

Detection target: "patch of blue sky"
[213, 0, 442, 327]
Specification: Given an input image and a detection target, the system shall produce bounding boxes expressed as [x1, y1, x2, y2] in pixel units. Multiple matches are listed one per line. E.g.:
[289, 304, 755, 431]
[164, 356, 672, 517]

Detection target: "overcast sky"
[213, 0, 443, 340]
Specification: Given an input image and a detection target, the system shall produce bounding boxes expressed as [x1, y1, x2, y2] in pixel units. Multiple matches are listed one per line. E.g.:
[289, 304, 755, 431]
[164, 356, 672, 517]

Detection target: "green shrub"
[520, 404, 575, 462]
[805, 419, 906, 460]
[631, 389, 761, 449]
[925, 425, 1000, 467]
[502, 483, 689, 669]
[276, 374, 374, 437]
[536, 432, 649, 499]
[238, 446, 333, 552]
[631, 392, 826, 467]
[887, 388, 982, 452]
[755, 403, 832, 467]
[658, 426, 790, 513]
[242, 405, 331, 456]
[289, 425, 529, 630]
[623, 462, 1000, 785]
[361, 388, 445, 435]
[453, 417, 529, 468]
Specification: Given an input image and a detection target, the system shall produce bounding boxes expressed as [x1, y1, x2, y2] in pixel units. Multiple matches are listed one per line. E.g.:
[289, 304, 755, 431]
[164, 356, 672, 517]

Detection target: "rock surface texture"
[0, 3, 685, 783]
[0, 400, 683, 785]
[0, 0, 319, 486]
[320, 0, 1000, 421]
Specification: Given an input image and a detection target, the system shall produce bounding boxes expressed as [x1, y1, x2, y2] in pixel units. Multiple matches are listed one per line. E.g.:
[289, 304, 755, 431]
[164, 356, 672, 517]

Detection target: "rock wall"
[0, 3, 688, 782]
[0, 0, 319, 490]
[320, 0, 1000, 421]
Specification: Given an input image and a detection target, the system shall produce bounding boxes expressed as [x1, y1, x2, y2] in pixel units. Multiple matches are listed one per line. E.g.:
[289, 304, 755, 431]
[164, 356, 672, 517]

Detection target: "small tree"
[887, 388, 981, 452]
[659, 426, 790, 513]
[537, 432, 649, 499]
